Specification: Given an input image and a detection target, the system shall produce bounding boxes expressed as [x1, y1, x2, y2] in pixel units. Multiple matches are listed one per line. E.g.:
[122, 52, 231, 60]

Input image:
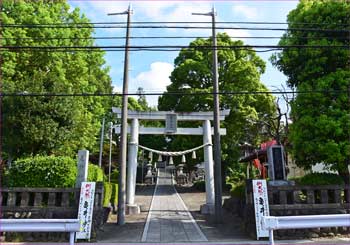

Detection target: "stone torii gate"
[112, 108, 230, 215]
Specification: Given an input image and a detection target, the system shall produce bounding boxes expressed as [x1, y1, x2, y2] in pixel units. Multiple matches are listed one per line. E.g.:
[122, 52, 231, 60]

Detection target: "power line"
[1, 20, 349, 26]
[1, 24, 349, 33]
[1, 35, 349, 41]
[0, 48, 283, 53]
[1, 90, 348, 97]
[0, 44, 348, 53]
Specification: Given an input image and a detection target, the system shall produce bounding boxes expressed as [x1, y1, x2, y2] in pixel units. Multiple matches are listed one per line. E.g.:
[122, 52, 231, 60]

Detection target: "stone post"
[75, 150, 89, 188]
[201, 120, 215, 214]
[126, 118, 140, 214]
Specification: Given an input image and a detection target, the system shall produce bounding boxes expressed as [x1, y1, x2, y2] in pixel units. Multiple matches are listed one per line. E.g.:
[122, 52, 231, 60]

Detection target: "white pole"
[98, 118, 105, 168]
[108, 122, 113, 183]
[203, 120, 215, 208]
[269, 229, 274, 245]
[126, 118, 139, 205]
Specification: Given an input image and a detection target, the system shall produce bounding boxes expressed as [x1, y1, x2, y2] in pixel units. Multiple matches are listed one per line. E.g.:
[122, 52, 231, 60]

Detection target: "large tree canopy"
[271, 0, 349, 88]
[1, 1, 112, 159]
[158, 33, 276, 167]
[271, 0, 350, 181]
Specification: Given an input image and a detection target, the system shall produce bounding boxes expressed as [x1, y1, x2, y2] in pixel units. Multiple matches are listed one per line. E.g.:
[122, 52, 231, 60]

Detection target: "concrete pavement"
[141, 168, 207, 242]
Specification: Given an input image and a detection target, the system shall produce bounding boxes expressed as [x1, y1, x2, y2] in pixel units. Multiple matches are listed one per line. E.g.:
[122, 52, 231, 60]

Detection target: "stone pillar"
[75, 150, 89, 188]
[126, 118, 140, 214]
[201, 120, 215, 214]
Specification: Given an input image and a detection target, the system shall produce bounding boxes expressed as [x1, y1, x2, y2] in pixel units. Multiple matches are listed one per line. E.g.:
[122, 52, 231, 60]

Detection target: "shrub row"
[292, 172, 344, 185]
[103, 182, 118, 207]
[3, 155, 118, 208]
[4, 155, 77, 187]
[88, 164, 105, 182]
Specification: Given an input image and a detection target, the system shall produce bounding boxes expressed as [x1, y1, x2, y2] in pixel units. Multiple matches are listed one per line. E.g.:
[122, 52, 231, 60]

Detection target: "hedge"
[110, 169, 119, 184]
[87, 164, 105, 182]
[3, 155, 116, 207]
[230, 182, 245, 198]
[111, 183, 118, 205]
[293, 172, 344, 185]
[103, 182, 118, 207]
[5, 155, 77, 187]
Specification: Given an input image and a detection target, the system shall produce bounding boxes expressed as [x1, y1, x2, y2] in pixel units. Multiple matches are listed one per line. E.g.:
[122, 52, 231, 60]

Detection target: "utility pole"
[193, 6, 223, 223]
[98, 117, 105, 168]
[0, 0, 3, 168]
[108, 4, 132, 226]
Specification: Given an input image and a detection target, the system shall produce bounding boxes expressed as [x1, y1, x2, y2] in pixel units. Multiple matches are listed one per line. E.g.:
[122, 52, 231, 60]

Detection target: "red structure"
[240, 140, 277, 179]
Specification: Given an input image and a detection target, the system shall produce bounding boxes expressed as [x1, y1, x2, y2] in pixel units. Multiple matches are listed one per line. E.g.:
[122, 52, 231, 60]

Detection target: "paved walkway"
[141, 168, 208, 242]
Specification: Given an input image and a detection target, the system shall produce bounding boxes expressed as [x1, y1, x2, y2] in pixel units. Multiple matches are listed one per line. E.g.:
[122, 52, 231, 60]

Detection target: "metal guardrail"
[0, 219, 80, 245]
[262, 214, 350, 245]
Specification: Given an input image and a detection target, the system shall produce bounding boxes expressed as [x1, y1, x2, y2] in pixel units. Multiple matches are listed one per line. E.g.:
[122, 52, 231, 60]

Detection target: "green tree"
[271, 0, 350, 183]
[1, 1, 112, 159]
[158, 33, 276, 169]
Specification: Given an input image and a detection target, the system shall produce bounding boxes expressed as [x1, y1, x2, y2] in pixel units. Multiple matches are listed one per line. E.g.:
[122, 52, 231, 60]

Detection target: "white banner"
[76, 182, 95, 240]
[252, 179, 270, 239]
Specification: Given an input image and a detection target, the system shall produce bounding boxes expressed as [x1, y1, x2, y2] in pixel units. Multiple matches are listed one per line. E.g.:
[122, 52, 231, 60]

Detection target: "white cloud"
[70, 1, 129, 21]
[232, 5, 258, 20]
[130, 62, 174, 107]
[138, 2, 213, 36]
[113, 85, 122, 94]
[135, 1, 211, 21]
[69, 1, 213, 35]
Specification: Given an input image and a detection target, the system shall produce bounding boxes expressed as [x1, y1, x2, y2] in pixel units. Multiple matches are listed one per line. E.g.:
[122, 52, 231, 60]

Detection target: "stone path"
[141, 168, 208, 242]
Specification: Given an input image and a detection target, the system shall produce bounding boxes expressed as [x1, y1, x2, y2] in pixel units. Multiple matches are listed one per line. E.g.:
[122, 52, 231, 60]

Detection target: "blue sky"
[68, 0, 299, 106]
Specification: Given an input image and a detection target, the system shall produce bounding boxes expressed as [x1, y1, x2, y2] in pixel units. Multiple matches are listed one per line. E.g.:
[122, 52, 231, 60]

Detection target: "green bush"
[6, 155, 77, 187]
[103, 182, 112, 207]
[1, 168, 10, 187]
[293, 173, 344, 185]
[102, 182, 118, 207]
[110, 169, 119, 183]
[193, 180, 206, 191]
[111, 183, 118, 205]
[88, 164, 105, 182]
[226, 166, 246, 184]
[230, 182, 246, 198]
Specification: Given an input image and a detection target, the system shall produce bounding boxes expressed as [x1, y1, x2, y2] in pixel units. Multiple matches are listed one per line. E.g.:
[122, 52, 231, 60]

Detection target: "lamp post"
[192, 6, 223, 223]
[108, 4, 132, 226]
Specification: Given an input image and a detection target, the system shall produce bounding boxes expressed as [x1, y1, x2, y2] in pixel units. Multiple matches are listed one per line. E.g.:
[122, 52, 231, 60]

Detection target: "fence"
[1, 219, 80, 245]
[262, 214, 350, 245]
[0, 183, 106, 241]
[243, 181, 350, 238]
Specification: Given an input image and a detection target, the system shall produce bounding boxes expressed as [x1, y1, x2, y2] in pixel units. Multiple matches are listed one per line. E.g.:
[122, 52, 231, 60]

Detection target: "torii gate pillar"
[126, 118, 140, 214]
[201, 120, 215, 214]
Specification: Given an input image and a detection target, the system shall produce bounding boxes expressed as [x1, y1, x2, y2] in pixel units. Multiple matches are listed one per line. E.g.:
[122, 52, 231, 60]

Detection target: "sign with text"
[165, 113, 177, 133]
[252, 179, 270, 239]
[76, 182, 95, 240]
